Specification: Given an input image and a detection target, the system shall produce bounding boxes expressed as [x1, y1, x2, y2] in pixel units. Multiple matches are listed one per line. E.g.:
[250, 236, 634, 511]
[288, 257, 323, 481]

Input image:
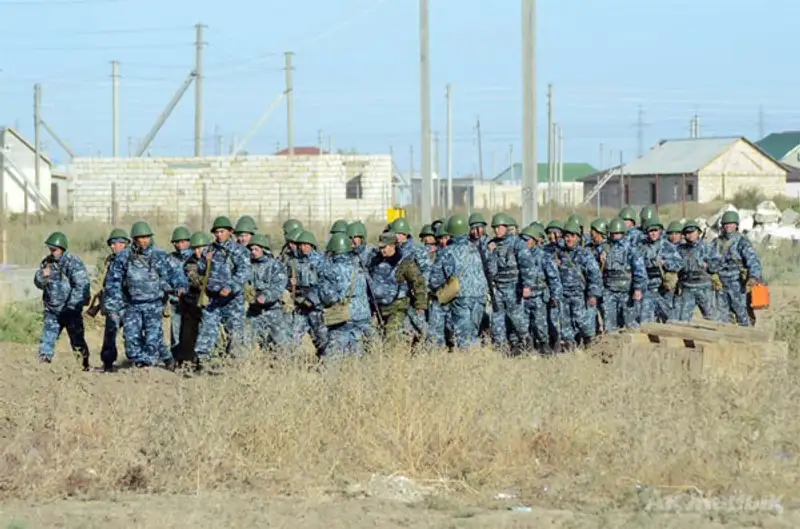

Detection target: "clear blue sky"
[0, 0, 795, 177]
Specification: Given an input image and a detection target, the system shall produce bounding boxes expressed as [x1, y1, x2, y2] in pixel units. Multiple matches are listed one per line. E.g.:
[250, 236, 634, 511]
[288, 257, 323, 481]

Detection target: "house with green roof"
[756, 131, 800, 167]
[484, 162, 597, 206]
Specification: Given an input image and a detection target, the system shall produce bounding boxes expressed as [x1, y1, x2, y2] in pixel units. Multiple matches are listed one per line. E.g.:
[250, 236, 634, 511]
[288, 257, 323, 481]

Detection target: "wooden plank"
[638, 322, 767, 345]
[670, 319, 773, 342]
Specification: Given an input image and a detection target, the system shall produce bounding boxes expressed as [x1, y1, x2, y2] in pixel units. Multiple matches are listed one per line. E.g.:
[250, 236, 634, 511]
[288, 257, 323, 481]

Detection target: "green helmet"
[45, 231, 68, 250]
[419, 224, 435, 237]
[211, 216, 234, 232]
[346, 221, 367, 239]
[446, 214, 469, 237]
[619, 207, 637, 222]
[130, 221, 153, 238]
[546, 220, 563, 232]
[391, 217, 411, 235]
[432, 218, 445, 229]
[247, 233, 271, 250]
[643, 217, 663, 231]
[529, 221, 545, 232]
[326, 232, 350, 255]
[330, 219, 348, 234]
[521, 224, 545, 240]
[282, 218, 303, 235]
[285, 228, 303, 243]
[567, 214, 585, 229]
[666, 220, 684, 234]
[562, 220, 582, 236]
[720, 210, 740, 226]
[295, 230, 318, 247]
[107, 228, 130, 245]
[435, 223, 448, 238]
[491, 212, 514, 228]
[640, 205, 657, 223]
[234, 215, 258, 234]
[508, 216, 518, 227]
[682, 219, 700, 232]
[171, 226, 191, 242]
[189, 231, 211, 248]
[608, 217, 627, 234]
[590, 218, 607, 235]
[468, 212, 487, 226]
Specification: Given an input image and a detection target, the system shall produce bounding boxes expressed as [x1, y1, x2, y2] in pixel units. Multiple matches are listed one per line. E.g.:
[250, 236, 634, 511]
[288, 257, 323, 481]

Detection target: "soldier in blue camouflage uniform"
[567, 214, 591, 246]
[235, 215, 258, 247]
[94, 228, 130, 372]
[485, 212, 535, 354]
[194, 216, 252, 366]
[598, 218, 647, 331]
[318, 232, 371, 358]
[34, 232, 91, 369]
[326, 219, 348, 247]
[348, 220, 375, 268]
[279, 219, 303, 265]
[619, 206, 645, 246]
[544, 220, 564, 253]
[638, 217, 682, 323]
[713, 210, 763, 326]
[104, 221, 187, 369]
[553, 220, 603, 349]
[177, 231, 210, 366]
[520, 224, 562, 354]
[419, 224, 436, 246]
[584, 219, 608, 334]
[675, 219, 722, 322]
[468, 212, 492, 340]
[246, 234, 290, 350]
[166, 226, 192, 363]
[287, 230, 328, 355]
[389, 218, 430, 336]
[427, 223, 451, 346]
[666, 221, 683, 247]
[430, 215, 487, 349]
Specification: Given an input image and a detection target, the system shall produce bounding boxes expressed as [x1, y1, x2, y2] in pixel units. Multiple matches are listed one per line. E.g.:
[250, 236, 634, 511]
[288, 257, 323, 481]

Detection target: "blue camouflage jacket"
[319, 254, 370, 322]
[197, 239, 251, 298]
[553, 244, 603, 298]
[638, 237, 682, 290]
[166, 248, 192, 304]
[104, 244, 187, 314]
[286, 250, 324, 308]
[486, 233, 536, 290]
[529, 244, 563, 301]
[626, 227, 646, 246]
[600, 238, 647, 293]
[430, 235, 488, 299]
[713, 232, 763, 282]
[34, 251, 91, 314]
[677, 240, 722, 288]
[398, 236, 431, 284]
[250, 252, 288, 308]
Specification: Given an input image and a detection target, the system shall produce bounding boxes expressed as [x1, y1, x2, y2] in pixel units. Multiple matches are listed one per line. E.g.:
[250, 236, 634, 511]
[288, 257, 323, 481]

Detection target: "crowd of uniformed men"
[33, 204, 764, 372]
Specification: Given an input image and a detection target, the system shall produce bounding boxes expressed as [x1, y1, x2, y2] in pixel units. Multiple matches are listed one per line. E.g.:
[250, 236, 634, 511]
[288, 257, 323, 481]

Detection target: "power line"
[0, 25, 188, 36]
[2, 42, 192, 52]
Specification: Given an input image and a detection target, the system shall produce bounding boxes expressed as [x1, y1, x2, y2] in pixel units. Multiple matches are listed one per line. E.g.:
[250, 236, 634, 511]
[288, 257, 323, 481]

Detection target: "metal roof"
[620, 137, 739, 176]
[493, 162, 598, 183]
[756, 131, 800, 160]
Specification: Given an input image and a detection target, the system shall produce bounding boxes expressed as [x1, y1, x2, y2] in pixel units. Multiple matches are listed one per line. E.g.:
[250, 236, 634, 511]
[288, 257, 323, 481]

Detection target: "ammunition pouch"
[710, 273, 723, 292]
[244, 284, 257, 304]
[436, 276, 461, 305]
[323, 303, 351, 327]
[662, 271, 679, 292]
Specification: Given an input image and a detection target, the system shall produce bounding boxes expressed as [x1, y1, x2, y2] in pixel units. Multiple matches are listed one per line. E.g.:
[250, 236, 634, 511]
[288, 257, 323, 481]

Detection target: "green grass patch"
[0, 301, 43, 344]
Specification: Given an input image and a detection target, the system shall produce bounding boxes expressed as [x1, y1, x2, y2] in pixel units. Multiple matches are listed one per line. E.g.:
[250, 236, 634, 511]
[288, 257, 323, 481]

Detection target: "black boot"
[102, 362, 114, 373]
[164, 358, 176, 372]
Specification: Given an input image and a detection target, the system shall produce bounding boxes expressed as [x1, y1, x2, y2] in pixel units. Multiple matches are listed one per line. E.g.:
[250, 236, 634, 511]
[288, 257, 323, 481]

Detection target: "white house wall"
[1, 130, 53, 214]
[697, 139, 786, 202]
[68, 154, 393, 223]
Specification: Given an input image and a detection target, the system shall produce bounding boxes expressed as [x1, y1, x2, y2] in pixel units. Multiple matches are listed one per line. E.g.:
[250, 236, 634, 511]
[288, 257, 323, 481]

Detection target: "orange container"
[750, 283, 770, 310]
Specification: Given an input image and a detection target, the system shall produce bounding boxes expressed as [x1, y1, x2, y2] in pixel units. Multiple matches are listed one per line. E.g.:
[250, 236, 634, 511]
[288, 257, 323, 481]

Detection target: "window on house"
[346, 174, 363, 199]
[650, 182, 657, 204]
[687, 182, 694, 200]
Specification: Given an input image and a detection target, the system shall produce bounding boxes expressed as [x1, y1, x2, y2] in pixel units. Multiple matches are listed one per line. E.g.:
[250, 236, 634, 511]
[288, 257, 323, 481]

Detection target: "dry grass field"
[1, 205, 800, 528]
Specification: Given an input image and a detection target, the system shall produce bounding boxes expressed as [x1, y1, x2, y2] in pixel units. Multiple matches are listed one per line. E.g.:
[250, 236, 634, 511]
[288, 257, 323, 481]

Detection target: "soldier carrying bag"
[322, 267, 359, 327]
[436, 258, 467, 305]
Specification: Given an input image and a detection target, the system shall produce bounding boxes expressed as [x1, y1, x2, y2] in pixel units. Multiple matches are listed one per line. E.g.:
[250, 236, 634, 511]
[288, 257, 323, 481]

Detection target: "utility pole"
[32, 83, 41, 222]
[111, 60, 119, 157]
[285, 51, 294, 155]
[758, 105, 765, 139]
[619, 151, 625, 207]
[558, 125, 564, 206]
[409, 145, 414, 180]
[690, 112, 700, 138]
[476, 117, 484, 180]
[419, 0, 432, 223]
[546, 83, 553, 207]
[445, 83, 453, 211]
[433, 130, 440, 209]
[521, 0, 538, 224]
[317, 129, 323, 152]
[508, 144, 514, 181]
[194, 23, 206, 157]
[597, 142, 603, 216]
[636, 104, 645, 157]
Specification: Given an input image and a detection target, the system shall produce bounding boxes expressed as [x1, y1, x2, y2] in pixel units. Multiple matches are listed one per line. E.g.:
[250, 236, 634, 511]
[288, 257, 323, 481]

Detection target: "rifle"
[86, 259, 110, 318]
[197, 250, 213, 308]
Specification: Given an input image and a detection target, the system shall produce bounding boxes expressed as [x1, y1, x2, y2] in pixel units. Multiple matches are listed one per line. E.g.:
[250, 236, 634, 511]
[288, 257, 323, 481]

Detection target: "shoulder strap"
[345, 265, 359, 302]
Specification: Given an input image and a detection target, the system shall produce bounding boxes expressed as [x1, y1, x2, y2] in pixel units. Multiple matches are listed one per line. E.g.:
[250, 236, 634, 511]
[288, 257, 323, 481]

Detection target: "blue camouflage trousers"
[716, 278, 750, 326]
[323, 319, 370, 359]
[524, 291, 550, 349]
[677, 284, 716, 322]
[559, 294, 596, 342]
[246, 305, 290, 349]
[640, 288, 674, 323]
[449, 296, 484, 349]
[427, 299, 450, 346]
[39, 309, 89, 359]
[100, 312, 121, 366]
[122, 300, 168, 365]
[490, 286, 530, 347]
[195, 294, 247, 358]
[292, 308, 328, 355]
[169, 301, 182, 359]
[602, 289, 637, 331]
